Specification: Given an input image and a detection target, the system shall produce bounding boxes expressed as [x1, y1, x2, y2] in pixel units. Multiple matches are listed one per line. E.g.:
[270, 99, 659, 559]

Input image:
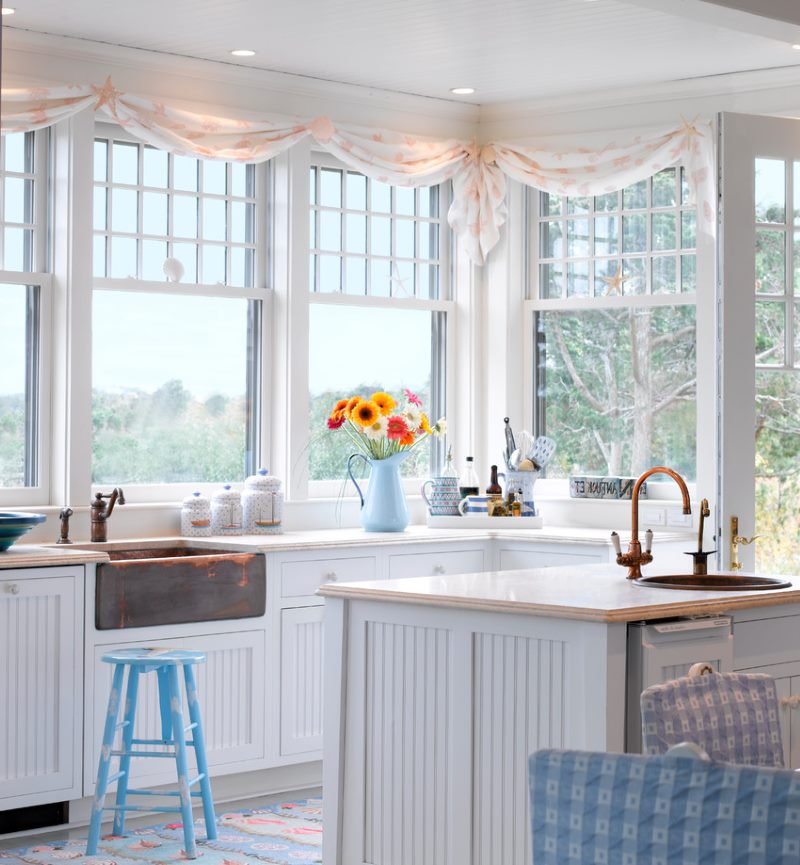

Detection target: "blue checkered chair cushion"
[529, 749, 800, 864]
[640, 672, 784, 767]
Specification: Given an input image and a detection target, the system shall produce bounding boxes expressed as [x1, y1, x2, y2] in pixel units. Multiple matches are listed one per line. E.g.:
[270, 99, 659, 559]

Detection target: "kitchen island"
[319, 564, 800, 865]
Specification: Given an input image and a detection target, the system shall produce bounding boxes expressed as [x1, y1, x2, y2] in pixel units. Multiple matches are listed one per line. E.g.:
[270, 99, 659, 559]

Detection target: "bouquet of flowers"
[327, 388, 446, 460]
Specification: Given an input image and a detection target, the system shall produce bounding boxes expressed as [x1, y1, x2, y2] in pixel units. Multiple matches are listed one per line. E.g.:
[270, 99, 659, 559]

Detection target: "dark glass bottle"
[486, 464, 503, 496]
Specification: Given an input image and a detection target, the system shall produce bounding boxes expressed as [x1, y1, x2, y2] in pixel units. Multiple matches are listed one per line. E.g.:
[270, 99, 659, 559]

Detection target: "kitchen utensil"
[529, 435, 557, 469]
[517, 430, 535, 463]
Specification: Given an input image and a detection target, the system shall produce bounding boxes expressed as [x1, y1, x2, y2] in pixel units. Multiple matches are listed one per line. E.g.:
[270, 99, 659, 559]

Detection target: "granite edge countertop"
[317, 563, 800, 623]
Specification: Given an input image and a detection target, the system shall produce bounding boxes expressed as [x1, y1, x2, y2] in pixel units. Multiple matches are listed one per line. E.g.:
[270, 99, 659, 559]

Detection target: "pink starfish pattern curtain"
[0, 80, 715, 266]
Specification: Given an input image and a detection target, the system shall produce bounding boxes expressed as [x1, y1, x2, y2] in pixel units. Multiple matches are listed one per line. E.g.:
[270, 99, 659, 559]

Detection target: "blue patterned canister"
[210, 484, 242, 535]
[242, 468, 283, 534]
[181, 491, 212, 537]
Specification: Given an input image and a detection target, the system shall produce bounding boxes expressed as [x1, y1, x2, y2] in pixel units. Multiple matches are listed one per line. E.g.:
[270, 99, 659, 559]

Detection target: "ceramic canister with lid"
[242, 468, 283, 534]
[181, 491, 212, 537]
[210, 484, 243, 535]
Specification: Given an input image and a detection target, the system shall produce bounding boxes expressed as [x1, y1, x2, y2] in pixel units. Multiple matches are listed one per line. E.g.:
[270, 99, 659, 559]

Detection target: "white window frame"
[304, 150, 454, 499]
[523, 172, 716, 517]
[90, 123, 271, 503]
[0, 130, 52, 507]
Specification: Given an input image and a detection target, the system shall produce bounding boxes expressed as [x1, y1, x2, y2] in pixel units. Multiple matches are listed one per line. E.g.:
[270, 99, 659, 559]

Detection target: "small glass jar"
[181, 491, 212, 537]
[242, 468, 283, 534]
[210, 484, 243, 535]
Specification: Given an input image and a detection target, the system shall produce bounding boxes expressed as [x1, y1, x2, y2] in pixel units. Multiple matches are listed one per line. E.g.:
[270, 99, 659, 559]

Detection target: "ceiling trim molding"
[479, 64, 800, 126]
[3, 28, 481, 132]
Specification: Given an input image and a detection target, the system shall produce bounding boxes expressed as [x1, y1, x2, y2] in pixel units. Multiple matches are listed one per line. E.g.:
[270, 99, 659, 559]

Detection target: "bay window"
[0, 131, 50, 505]
[531, 170, 698, 488]
[92, 127, 267, 496]
[306, 155, 450, 494]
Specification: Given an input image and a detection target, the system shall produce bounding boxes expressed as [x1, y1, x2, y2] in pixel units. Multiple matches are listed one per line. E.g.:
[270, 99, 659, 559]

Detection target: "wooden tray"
[426, 514, 543, 529]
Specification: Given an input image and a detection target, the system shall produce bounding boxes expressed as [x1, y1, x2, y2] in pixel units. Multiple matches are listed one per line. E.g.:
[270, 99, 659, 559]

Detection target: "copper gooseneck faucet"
[91, 488, 125, 542]
[612, 466, 692, 579]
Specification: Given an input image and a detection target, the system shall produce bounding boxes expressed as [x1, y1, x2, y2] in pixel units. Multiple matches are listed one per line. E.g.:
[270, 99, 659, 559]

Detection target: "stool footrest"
[115, 720, 130, 731]
[131, 738, 175, 746]
[111, 749, 176, 758]
[105, 770, 126, 784]
[103, 804, 184, 813]
[127, 788, 204, 798]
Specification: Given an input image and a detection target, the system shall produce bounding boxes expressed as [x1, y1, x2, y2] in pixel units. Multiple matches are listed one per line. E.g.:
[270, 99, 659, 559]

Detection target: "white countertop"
[317, 563, 800, 622]
[0, 544, 110, 569]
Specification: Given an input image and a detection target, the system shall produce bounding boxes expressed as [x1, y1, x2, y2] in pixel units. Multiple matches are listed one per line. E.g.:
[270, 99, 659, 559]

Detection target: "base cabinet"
[280, 606, 324, 756]
[0, 568, 83, 809]
[85, 629, 266, 794]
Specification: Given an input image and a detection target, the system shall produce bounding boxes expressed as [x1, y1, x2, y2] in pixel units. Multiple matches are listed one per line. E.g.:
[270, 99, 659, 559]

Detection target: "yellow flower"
[352, 399, 380, 427]
[420, 412, 432, 434]
[371, 391, 397, 416]
[345, 395, 363, 417]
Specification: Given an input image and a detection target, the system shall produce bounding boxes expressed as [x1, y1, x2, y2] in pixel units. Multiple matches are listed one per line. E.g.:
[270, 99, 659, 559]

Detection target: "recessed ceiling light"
[230, 49, 256, 57]
[450, 87, 475, 96]
[1, 7, 16, 15]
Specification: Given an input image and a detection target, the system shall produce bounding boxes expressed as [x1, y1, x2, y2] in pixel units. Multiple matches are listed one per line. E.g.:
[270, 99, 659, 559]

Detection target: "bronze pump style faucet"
[91, 488, 125, 542]
[612, 466, 691, 579]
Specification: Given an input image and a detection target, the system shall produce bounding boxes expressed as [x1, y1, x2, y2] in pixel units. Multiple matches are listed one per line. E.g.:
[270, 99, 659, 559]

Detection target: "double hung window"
[0, 131, 50, 504]
[531, 169, 698, 487]
[92, 128, 267, 494]
[307, 154, 450, 493]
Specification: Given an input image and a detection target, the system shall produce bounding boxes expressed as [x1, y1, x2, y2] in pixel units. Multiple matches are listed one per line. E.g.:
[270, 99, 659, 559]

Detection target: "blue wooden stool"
[87, 648, 217, 859]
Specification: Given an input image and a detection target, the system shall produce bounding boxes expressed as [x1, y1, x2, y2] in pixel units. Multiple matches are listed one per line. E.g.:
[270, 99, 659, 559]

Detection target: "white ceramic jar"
[242, 468, 283, 534]
[210, 484, 243, 535]
[181, 491, 212, 537]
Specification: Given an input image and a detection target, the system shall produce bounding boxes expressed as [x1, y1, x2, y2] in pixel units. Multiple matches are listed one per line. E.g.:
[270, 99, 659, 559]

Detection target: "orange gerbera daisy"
[352, 399, 380, 428]
[371, 391, 397, 416]
[345, 395, 363, 417]
[332, 398, 349, 415]
[420, 412, 432, 434]
[399, 430, 416, 446]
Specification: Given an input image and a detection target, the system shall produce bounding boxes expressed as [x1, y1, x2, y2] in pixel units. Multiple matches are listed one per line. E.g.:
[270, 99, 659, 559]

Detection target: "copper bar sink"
[633, 573, 791, 591]
[94, 546, 266, 629]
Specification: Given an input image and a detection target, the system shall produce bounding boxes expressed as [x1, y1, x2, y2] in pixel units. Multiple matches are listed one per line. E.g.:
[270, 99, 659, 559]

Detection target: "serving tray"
[426, 514, 543, 529]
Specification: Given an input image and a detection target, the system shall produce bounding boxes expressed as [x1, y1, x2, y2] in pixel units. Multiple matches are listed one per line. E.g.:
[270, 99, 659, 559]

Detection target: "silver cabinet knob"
[433, 565, 445, 575]
[780, 695, 800, 710]
[6, 583, 20, 595]
[324, 571, 338, 582]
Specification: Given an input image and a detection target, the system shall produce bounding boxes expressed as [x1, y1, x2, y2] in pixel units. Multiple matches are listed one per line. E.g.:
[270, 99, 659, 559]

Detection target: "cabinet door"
[497, 547, 606, 571]
[87, 630, 266, 793]
[281, 606, 324, 756]
[773, 673, 800, 770]
[0, 573, 81, 807]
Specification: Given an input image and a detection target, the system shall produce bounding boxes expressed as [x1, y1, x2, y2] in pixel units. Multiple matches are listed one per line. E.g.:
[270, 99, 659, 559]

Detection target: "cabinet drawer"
[387, 548, 485, 580]
[280, 555, 378, 597]
[734, 615, 800, 669]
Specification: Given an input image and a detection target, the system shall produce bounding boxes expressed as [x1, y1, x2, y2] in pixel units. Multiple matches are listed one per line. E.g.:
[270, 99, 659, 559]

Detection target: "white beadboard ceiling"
[4, 0, 800, 105]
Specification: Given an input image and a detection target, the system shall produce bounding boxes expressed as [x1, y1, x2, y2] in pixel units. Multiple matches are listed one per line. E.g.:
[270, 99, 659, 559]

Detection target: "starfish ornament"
[600, 264, 626, 296]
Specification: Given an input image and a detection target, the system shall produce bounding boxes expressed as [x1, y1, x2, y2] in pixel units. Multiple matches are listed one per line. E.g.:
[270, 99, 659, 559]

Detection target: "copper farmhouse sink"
[93, 545, 266, 629]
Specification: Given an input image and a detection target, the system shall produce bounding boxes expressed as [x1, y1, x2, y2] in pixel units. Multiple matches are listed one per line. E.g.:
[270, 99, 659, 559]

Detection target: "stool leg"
[184, 664, 217, 840]
[168, 664, 197, 859]
[87, 663, 125, 855]
[157, 667, 172, 742]
[112, 667, 140, 836]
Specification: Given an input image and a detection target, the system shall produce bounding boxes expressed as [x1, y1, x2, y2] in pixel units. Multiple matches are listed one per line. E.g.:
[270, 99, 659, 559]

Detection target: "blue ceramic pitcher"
[347, 451, 410, 532]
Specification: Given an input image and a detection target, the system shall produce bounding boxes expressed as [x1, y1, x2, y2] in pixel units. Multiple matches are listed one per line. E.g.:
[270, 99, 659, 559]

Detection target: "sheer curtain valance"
[1, 78, 715, 265]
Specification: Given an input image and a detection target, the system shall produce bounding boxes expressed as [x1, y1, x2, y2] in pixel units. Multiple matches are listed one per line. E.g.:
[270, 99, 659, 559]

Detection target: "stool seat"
[87, 647, 216, 859]
[101, 647, 207, 666]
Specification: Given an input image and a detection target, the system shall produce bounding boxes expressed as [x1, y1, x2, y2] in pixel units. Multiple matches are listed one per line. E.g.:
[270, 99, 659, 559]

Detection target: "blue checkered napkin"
[641, 673, 784, 767]
[529, 749, 800, 865]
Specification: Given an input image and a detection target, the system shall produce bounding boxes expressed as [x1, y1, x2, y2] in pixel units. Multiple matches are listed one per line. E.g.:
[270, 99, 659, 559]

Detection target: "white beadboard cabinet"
[0, 567, 84, 809]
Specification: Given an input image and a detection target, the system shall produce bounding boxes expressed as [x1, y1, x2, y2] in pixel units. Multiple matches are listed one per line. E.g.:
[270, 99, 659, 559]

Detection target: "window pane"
[652, 213, 676, 251]
[681, 212, 696, 249]
[541, 192, 562, 216]
[4, 133, 28, 173]
[231, 162, 249, 198]
[202, 198, 226, 241]
[540, 221, 562, 259]
[395, 219, 415, 259]
[94, 187, 108, 231]
[419, 222, 438, 261]
[371, 259, 391, 296]
[319, 254, 341, 292]
[345, 213, 366, 254]
[681, 254, 696, 293]
[567, 196, 590, 215]
[755, 228, 785, 295]
[566, 260, 589, 298]
[173, 155, 199, 192]
[112, 142, 138, 185]
[92, 291, 253, 484]
[203, 160, 227, 195]
[756, 300, 785, 365]
[623, 180, 647, 210]
[142, 192, 167, 236]
[418, 186, 437, 218]
[308, 304, 434, 481]
[0, 284, 36, 487]
[320, 211, 342, 252]
[567, 219, 589, 257]
[371, 180, 391, 213]
[202, 244, 226, 284]
[652, 169, 676, 208]
[395, 186, 415, 216]
[142, 239, 167, 281]
[110, 236, 137, 278]
[622, 214, 646, 253]
[539, 262, 563, 299]
[112, 188, 138, 233]
[371, 216, 391, 256]
[171, 242, 197, 282]
[345, 256, 366, 295]
[755, 158, 785, 223]
[536, 306, 696, 480]
[143, 147, 168, 188]
[94, 140, 108, 182]
[652, 255, 677, 294]
[173, 195, 198, 238]
[594, 192, 618, 212]
[94, 235, 107, 277]
[594, 216, 617, 256]
[320, 169, 342, 207]
[4, 177, 32, 224]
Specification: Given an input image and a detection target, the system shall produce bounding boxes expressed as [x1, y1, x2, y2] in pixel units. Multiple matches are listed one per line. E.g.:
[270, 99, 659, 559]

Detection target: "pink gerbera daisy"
[404, 388, 422, 407]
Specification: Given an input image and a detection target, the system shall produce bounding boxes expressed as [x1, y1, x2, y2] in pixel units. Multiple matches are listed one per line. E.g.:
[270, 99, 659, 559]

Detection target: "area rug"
[0, 800, 322, 865]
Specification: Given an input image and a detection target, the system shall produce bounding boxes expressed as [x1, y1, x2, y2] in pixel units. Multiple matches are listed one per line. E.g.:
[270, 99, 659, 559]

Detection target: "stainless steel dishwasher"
[626, 616, 734, 752]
